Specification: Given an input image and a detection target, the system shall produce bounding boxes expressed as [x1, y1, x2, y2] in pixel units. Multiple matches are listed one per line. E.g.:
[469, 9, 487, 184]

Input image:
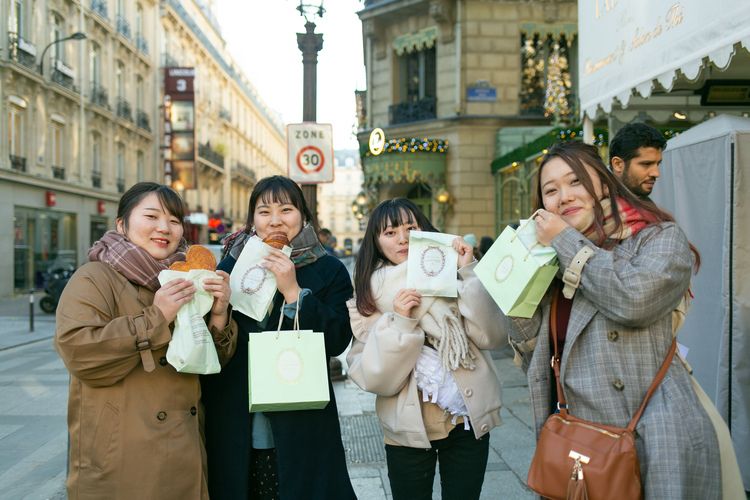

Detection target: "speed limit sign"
[287, 123, 334, 183]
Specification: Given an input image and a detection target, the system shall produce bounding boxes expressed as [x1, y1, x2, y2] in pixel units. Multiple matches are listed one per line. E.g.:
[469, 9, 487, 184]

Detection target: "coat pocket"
[91, 403, 119, 471]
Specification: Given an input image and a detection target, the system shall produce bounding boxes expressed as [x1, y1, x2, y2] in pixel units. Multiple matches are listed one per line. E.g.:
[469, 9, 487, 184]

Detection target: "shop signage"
[45, 190, 56, 207]
[163, 67, 197, 190]
[97, 200, 106, 214]
[467, 81, 497, 102]
[287, 123, 334, 184]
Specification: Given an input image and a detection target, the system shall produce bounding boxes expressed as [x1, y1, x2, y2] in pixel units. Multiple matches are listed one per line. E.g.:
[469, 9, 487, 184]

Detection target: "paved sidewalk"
[0, 293, 56, 351]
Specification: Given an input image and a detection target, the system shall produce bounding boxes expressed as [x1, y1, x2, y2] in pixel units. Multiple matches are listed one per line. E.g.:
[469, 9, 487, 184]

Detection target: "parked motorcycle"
[39, 265, 75, 313]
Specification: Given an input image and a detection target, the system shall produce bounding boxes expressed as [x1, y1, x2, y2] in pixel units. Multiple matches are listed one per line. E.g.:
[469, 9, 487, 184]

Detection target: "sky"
[215, 0, 366, 151]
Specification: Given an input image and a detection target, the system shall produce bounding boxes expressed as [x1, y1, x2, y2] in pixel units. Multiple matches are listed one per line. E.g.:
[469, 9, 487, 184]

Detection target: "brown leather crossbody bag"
[526, 292, 677, 500]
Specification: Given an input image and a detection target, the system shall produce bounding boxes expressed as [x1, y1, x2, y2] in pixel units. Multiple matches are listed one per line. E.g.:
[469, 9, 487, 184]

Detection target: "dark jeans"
[385, 426, 490, 500]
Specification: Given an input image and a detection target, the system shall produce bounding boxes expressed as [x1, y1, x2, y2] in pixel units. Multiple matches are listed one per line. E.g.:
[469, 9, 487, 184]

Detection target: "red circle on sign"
[295, 145, 325, 173]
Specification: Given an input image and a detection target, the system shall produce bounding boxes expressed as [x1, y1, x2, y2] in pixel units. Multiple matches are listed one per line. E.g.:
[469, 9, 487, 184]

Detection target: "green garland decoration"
[361, 137, 449, 158]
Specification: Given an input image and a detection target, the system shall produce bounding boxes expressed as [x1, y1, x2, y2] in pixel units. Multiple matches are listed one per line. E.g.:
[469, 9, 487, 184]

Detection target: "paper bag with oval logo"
[474, 220, 558, 318]
[406, 230, 459, 297]
[247, 301, 330, 412]
[229, 235, 292, 321]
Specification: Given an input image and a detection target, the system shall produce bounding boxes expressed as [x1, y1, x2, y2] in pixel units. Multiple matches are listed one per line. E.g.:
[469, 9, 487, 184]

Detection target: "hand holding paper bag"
[158, 269, 221, 374]
[475, 216, 558, 318]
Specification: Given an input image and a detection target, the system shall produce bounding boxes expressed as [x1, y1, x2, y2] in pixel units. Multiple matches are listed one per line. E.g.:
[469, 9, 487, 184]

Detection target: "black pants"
[385, 427, 490, 500]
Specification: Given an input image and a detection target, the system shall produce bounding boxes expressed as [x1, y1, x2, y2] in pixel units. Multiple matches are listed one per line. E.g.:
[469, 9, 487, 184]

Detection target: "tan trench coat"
[55, 262, 237, 500]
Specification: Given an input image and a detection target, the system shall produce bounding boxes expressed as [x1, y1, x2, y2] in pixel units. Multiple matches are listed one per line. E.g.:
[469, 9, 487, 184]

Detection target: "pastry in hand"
[262, 233, 290, 250]
[169, 245, 217, 271]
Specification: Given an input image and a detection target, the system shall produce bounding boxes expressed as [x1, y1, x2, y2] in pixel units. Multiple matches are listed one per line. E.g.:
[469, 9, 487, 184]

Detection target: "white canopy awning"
[578, 1, 750, 119]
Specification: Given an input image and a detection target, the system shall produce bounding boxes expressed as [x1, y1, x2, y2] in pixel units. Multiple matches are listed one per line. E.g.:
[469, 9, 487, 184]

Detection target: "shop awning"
[363, 154, 446, 186]
[578, 1, 750, 119]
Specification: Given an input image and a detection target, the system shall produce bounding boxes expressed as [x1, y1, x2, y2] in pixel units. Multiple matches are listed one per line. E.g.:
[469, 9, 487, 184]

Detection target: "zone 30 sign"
[287, 123, 334, 184]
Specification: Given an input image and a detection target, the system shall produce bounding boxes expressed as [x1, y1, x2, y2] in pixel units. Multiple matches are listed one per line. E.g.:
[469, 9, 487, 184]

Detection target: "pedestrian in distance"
[347, 198, 504, 500]
[55, 182, 237, 499]
[507, 141, 721, 499]
[201, 175, 356, 500]
[478, 235, 494, 260]
[609, 122, 666, 198]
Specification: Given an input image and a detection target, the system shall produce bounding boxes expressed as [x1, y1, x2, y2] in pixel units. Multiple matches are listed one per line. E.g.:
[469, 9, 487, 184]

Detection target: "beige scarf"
[371, 262, 475, 371]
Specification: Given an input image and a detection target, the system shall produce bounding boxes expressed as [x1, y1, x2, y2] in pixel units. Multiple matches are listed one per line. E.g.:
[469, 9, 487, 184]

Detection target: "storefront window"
[14, 207, 77, 291]
[495, 162, 537, 234]
[90, 217, 108, 246]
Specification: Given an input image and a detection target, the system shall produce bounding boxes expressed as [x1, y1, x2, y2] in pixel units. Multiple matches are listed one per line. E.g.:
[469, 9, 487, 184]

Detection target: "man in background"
[609, 122, 667, 198]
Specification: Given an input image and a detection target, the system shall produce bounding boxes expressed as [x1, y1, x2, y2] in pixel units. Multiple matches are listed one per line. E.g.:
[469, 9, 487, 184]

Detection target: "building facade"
[356, 0, 577, 237]
[160, 0, 287, 244]
[318, 149, 365, 255]
[1, 0, 160, 295]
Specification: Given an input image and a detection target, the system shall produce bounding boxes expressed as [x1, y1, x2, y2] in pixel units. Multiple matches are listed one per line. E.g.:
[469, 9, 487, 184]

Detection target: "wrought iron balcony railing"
[136, 109, 150, 131]
[198, 143, 225, 168]
[116, 177, 125, 193]
[51, 60, 76, 91]
[10, 155, 27, 172]
[90, 0, 109, 20]
[90, 82, 109, 109]
[52, 166, 66, 180]
[388, 96, 437, 125]
[136, 34, 149, 54]
[116, 15, 131, 40]
[219, 107, 232, 121]
[116, 97, 133, 122]
[7, 32, 37, 69]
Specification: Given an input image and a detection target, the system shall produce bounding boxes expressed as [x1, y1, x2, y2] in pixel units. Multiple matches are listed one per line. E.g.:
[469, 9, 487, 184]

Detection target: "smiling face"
[376, 210, 419, 265]
[253, 198, 304, 242]
[540, 156, 606, 232]
[116, 192, 184, 260]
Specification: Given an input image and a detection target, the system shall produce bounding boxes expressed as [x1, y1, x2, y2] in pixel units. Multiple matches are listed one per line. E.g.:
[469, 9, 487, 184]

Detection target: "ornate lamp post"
[296, 1, 325, 227]
[39, 32, 86, 77]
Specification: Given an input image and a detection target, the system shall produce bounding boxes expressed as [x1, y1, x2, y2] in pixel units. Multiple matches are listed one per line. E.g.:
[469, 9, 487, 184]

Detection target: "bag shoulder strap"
[549, 289, 677, 431]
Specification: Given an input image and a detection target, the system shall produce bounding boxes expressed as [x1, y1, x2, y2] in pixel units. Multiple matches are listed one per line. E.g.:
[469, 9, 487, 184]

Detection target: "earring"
[250, 225, 256, 233]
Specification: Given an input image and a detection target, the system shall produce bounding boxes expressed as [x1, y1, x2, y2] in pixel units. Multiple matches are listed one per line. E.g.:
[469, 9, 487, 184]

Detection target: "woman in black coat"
[201, 176, 355, 500]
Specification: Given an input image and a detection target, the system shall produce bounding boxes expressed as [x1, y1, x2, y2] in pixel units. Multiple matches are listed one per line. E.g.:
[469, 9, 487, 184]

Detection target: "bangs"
[258, 184, 295, 207]
[374, 205, 417, 235]
[155, 187, 185, 220]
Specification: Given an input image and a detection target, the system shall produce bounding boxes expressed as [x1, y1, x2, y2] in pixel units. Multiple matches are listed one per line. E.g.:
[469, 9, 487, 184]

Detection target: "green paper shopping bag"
[247, 299, 330, 412]
[475, 214, 558, 318]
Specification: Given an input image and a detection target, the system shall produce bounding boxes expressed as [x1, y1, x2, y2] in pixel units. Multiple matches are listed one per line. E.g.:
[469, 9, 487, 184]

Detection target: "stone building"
[318, 149, 365, 255]
[1, 0, 161, 295]
[356, 0, 577, 236]
[160, 0, 286, 244]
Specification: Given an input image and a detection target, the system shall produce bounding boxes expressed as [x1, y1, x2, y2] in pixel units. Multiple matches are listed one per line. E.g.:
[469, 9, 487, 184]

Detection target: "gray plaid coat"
[508, 223, 721, 499]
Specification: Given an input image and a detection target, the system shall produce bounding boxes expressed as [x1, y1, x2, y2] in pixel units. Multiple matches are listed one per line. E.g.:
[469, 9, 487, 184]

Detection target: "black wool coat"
[201, 254, 356, 500]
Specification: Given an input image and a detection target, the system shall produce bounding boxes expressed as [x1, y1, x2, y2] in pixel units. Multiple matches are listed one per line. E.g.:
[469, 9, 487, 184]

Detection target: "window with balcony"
[91, 132, 102, 188]
[137, 150, 144, 181]
[116, 142, 125, 192]
[116, 62, 132, 121]
[8, 1, 36, 69]
[116, 0, 131, 39]
[89, 43, 108, 108]
[390, 47, 436, 125]
[51, 122, 65, 180]
[135, 3, 148, 54]
[50, 13, 64, 63]
[8, 103, 26, 172]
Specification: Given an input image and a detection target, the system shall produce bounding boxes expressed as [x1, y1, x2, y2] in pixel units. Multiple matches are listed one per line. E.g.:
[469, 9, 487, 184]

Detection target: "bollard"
[29, 289, 34, 333]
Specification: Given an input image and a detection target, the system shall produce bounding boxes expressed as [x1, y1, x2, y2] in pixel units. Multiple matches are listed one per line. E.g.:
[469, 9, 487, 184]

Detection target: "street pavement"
[0, 293, 537, 499]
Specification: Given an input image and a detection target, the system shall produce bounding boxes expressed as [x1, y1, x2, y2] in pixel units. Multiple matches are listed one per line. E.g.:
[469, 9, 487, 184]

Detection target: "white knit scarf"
[371, 261, 475, 371]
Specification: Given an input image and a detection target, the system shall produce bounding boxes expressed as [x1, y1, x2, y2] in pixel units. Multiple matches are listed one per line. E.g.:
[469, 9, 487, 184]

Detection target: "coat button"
[190, 406, 197, 416]
[612, 379, 625, 391]
[159, 356, 168, 366]
[608, 331, 619, 342]
[157, 411, 167, 421]
[464, 388, 473, 397]
[480, 424, 489, 432]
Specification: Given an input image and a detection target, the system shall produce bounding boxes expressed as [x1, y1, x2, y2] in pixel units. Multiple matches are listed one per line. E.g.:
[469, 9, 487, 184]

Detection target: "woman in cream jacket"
[347, 198, 505, 500]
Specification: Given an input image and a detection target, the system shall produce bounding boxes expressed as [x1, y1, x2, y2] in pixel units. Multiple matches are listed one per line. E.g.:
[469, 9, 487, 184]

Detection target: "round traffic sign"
[295, 145, 325, 173]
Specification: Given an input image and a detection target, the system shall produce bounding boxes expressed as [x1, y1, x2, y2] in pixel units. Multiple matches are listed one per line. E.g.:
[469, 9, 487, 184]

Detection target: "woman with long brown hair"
[508, 141, 720, 499]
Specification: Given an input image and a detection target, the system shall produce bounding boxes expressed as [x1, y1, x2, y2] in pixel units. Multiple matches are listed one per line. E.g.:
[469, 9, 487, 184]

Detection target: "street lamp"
[296, 1, 324, 228]
[39, 32, 86, 77]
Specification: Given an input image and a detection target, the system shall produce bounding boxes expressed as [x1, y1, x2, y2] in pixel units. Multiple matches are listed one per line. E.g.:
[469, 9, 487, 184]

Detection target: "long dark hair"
[354, 198, 437, 316]
[245, 176, 315, 233]
[117, 182, 186, 232]
[534, 141, 700, 270]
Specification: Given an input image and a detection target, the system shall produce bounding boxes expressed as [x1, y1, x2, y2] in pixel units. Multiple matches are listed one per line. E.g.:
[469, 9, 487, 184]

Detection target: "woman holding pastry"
[201, 175, 356, 500]
[55, 182, 237, 499]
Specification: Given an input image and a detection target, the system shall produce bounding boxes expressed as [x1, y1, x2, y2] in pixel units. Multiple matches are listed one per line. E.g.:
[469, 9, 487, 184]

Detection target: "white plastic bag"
[229, 235, 292, 321]
[158, 269, 221, 374]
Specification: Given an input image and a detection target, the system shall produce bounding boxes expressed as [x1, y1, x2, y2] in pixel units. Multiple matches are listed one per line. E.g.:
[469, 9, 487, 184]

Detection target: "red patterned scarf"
[88, 231, 187, 291]
[582, 196, 657, 246]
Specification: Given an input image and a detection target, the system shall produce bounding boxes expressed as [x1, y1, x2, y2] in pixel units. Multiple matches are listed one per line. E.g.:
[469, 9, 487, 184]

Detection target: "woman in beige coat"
[347, 198, 504, 500]
[55, 182, 237, 500]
